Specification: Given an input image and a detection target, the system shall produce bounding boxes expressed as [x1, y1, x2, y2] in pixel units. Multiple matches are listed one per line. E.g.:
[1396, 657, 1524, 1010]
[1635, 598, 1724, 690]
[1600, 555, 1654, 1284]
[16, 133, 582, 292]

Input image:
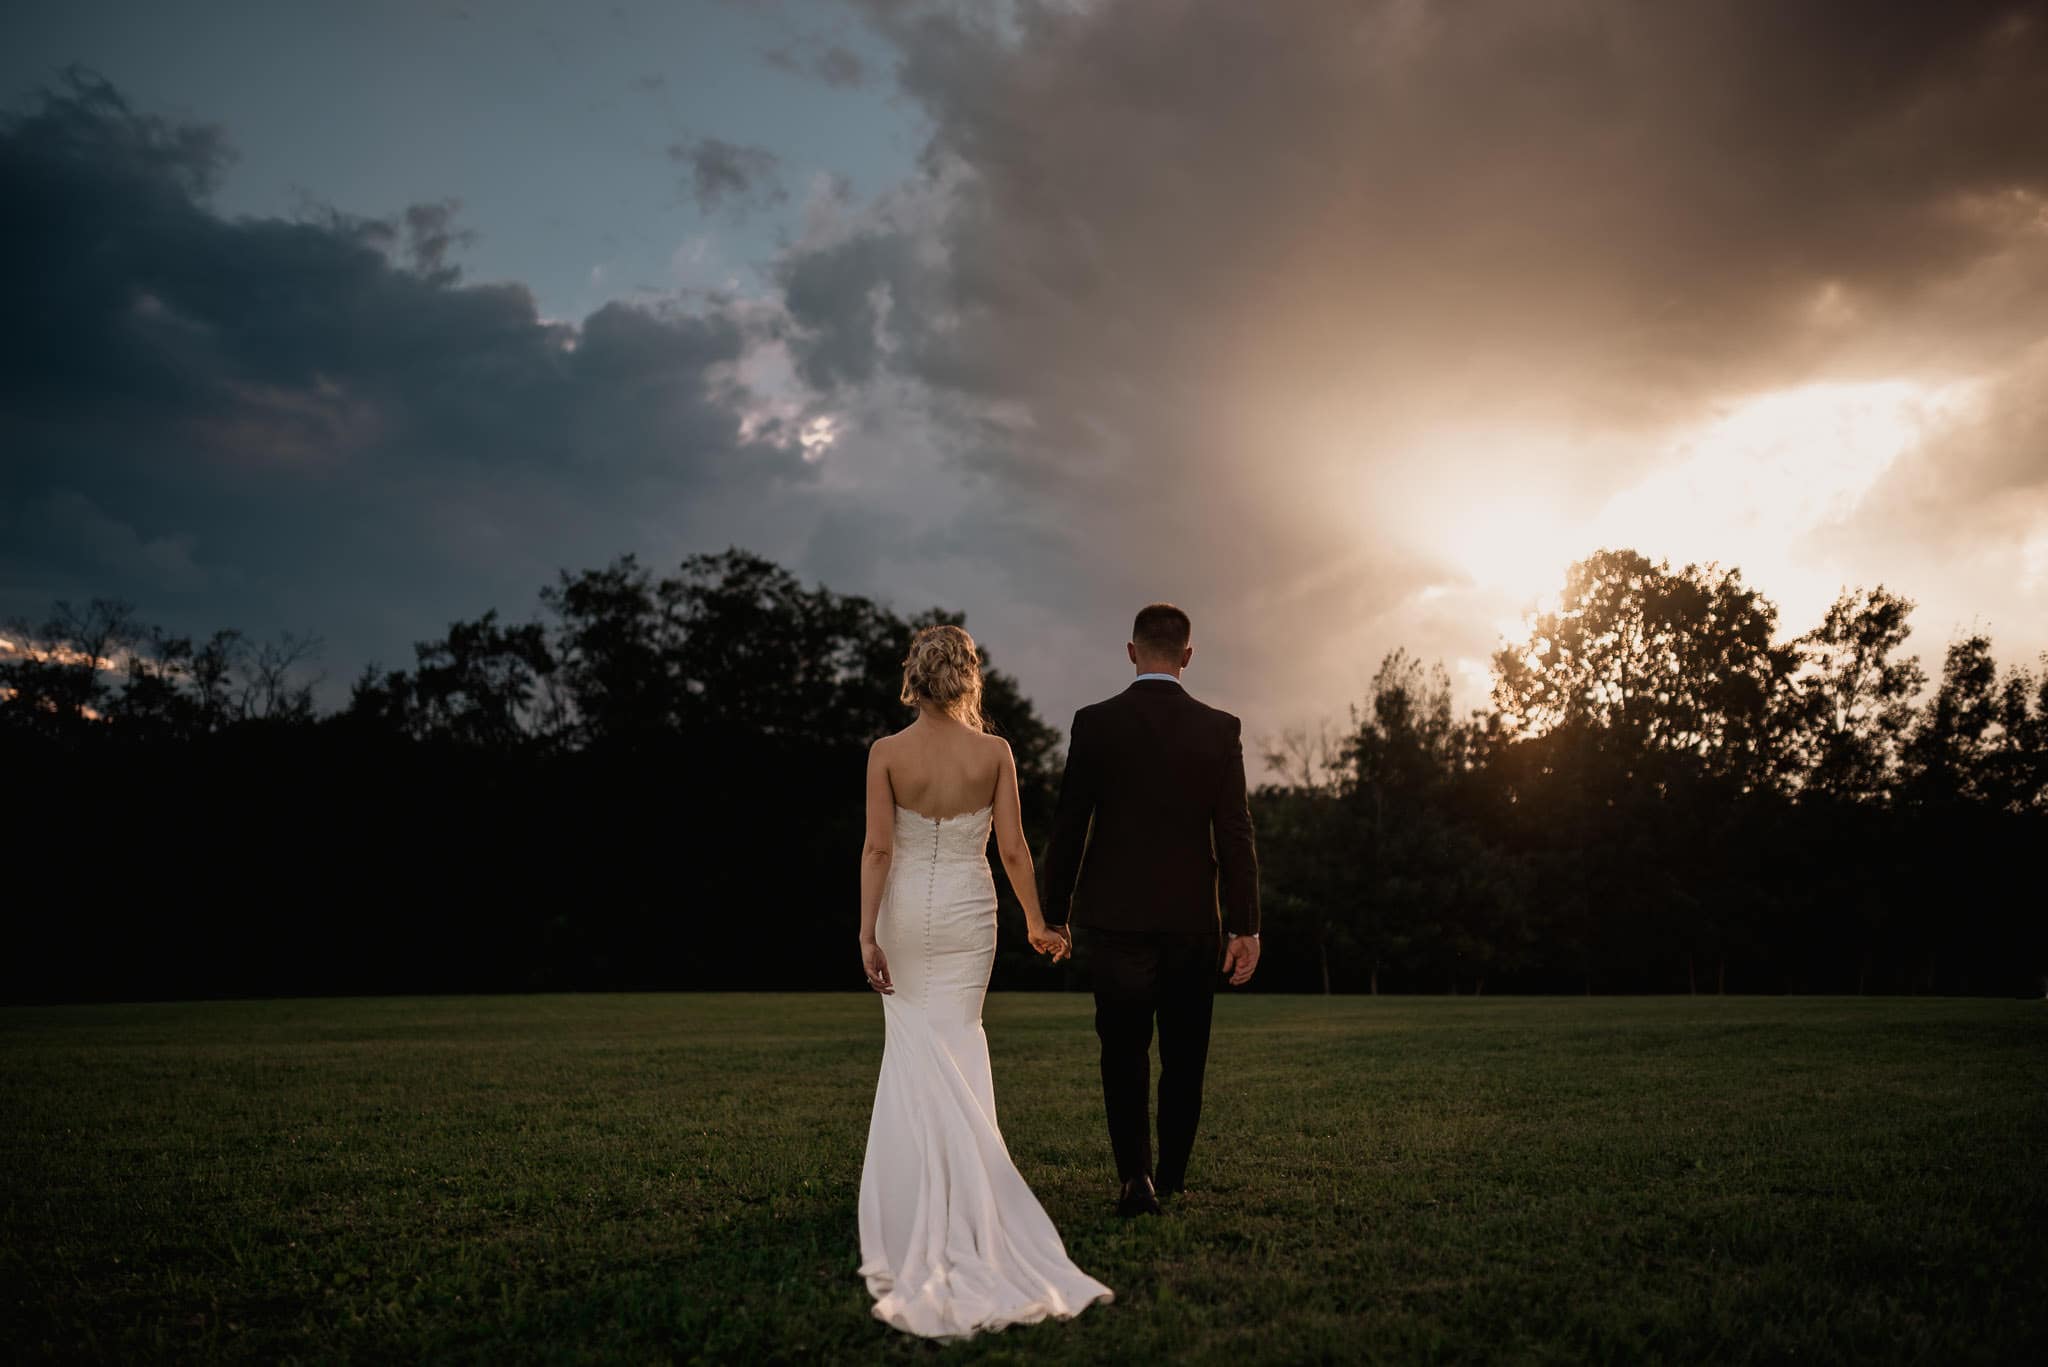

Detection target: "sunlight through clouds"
[799, 414, 841, 461]
[1433, 378, 1985, 653]
[1587, 378, 1984, 630]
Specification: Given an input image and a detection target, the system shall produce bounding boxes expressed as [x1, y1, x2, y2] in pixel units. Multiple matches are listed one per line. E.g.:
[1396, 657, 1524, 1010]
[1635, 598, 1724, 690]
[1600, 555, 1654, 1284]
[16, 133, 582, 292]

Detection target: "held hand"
[1028, 922, 1072, 963]
[1222, 933, 1260, 986]
[861, 938, 894, 994]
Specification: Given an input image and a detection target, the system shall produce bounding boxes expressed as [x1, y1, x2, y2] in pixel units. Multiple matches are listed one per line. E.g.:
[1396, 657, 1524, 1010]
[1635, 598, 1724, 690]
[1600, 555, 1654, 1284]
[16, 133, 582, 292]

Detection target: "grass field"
[3, 993, 2044, 1365]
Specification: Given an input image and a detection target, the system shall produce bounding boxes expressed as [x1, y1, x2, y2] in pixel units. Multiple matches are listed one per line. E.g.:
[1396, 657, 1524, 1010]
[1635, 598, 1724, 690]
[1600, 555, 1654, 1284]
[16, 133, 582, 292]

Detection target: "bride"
[855, 623, 1115, 1339]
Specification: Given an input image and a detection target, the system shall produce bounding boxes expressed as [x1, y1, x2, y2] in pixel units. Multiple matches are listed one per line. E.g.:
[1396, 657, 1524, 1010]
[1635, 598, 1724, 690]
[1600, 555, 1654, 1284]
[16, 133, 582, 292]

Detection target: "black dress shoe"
[1155, 1174, 1186, 1198]
[1117, 1175, 1162, 1218]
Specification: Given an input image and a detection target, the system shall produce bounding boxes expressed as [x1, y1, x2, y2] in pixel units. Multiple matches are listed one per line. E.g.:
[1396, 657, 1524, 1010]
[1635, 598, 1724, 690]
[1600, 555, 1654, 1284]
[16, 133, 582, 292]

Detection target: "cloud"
[778, 231, 924, 389]
[12, 489, 215, 596]
[765, 0, 2048, 735]
[763, 37, 869, 88]
[0, 67, 818, 693]
[1808, 336, 2048, 643]
[10, 1, 2048, 750]
[671, 135, 789, 219]
[378, 199, 479, 281]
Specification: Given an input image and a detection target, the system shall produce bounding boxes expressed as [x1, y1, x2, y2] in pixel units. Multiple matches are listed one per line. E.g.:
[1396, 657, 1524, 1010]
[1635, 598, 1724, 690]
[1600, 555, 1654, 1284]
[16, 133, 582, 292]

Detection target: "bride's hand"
[861, 938, 893, 994]
[1028, 923, 1071, 963]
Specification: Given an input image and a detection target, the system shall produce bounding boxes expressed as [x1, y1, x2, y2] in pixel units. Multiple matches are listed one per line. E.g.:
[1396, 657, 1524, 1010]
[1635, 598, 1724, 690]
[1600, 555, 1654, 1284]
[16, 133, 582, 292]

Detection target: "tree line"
[2, 550, 1061, 1003]
[1257, 550, 2045, 996]
[3, 546, 2042, 1003]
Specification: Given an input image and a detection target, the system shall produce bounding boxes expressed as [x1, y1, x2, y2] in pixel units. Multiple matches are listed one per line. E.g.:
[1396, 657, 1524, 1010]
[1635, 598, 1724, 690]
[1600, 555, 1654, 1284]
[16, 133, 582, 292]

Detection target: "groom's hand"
[1223, 934, 1260, 986]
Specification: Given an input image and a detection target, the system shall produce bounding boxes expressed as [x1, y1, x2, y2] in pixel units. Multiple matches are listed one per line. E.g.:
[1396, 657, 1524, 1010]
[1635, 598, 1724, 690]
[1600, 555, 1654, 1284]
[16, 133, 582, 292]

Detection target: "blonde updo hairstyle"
[900, 623, 987, 732]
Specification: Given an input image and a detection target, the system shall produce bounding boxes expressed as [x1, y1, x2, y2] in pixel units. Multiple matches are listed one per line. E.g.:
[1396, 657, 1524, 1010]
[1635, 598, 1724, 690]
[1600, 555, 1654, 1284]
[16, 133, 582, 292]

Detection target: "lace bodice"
[892, 802, 995, 865]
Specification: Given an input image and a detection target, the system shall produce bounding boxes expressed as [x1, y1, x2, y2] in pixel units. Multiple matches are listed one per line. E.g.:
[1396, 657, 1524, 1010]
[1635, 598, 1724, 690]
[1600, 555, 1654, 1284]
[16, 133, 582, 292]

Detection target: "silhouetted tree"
[1982, 653, 2048, 814]
[537, 553, 681, 747]
[0, 596, 138, 733]
[390, 610, 559, 748]
[1784, 586, 1925, 804]
[1492, 549, 1795, 792]
[104, 625, 208, 743]
[1257, 716, 1357, 993]
[1903, 634, 2001, 807]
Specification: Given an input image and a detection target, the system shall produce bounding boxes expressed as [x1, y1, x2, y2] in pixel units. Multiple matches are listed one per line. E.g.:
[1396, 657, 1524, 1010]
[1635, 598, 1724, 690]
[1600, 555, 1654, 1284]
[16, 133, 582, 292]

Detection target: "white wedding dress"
[857, 801, 1114, 1339]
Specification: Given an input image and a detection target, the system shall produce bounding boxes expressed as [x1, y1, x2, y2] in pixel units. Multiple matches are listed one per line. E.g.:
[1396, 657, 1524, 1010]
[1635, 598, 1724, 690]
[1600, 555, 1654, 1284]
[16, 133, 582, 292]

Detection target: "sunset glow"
[1447, 378, 1982, 647]
[0, 636, 122, 672]
[0, 634, 123, 716]
[1588, 379, 1979, 627]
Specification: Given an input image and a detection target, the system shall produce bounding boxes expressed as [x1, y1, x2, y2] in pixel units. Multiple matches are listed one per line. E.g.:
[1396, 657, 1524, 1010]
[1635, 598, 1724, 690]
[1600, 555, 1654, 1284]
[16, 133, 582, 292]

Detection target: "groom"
[1041, 603, 1261, 1217]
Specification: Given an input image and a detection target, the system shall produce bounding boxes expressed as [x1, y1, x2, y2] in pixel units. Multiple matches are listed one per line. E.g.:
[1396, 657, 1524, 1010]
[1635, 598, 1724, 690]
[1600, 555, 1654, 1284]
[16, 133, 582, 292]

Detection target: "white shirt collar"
[1133, 672, 1182, 685]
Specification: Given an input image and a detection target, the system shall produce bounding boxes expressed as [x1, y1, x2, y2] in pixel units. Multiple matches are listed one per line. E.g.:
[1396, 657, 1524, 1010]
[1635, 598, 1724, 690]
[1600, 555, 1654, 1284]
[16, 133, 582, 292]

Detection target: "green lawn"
[3, 993, 2044, 1364]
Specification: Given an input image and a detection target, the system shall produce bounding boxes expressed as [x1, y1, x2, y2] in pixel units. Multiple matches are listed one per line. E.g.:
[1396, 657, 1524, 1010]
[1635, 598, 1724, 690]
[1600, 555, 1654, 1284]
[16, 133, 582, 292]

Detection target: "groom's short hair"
[1132, 603, 1192, 656]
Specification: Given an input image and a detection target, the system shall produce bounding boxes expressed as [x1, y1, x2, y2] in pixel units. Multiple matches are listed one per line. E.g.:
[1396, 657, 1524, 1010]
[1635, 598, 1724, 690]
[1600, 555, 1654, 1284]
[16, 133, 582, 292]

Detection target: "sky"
[4, 0, 2046, 766]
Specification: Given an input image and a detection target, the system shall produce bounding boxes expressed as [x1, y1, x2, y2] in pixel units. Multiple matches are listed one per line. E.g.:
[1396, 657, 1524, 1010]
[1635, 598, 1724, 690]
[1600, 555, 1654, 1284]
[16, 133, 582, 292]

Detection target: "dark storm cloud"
[1, 68, 815, 695]
[380, 199, 480, 280]
[776, 228, 933, 390]
[824, 0, 2048, 424]
[671, 135, 788, 218]
[771, 0, 2048, 725]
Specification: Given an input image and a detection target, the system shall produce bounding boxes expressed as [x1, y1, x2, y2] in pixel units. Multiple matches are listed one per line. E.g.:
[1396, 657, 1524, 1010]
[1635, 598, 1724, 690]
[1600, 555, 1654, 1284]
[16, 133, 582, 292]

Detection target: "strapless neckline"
[894, 801, 993, 825]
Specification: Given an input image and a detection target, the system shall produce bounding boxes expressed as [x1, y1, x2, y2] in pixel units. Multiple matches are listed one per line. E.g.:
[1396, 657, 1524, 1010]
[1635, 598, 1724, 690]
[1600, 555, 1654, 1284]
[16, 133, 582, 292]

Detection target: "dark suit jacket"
[1040, 677, 1260, 937]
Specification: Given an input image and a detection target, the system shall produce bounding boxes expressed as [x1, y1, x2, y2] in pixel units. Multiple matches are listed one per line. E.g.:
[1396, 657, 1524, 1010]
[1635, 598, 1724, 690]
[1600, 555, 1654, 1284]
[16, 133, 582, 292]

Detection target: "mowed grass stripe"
[2, 994, 2042, 1364]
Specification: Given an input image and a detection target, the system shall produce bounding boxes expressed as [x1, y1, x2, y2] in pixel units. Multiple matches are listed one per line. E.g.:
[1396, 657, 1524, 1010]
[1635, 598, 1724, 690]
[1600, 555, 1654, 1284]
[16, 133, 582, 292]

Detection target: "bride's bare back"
[858, 704, 1070, 987]
[881, 712, 1004, 820]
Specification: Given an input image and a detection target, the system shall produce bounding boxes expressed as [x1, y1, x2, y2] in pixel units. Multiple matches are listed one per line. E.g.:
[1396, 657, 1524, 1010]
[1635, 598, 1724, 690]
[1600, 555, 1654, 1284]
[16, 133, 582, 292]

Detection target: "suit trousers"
[1078, 925, 1224, 1187]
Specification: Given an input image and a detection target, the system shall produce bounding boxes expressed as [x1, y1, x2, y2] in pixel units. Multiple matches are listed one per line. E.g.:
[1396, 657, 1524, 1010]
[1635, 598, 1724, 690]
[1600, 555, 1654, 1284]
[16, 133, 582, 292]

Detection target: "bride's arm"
[993, 740, 1068, 961]
[859, 740, 894, 993]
